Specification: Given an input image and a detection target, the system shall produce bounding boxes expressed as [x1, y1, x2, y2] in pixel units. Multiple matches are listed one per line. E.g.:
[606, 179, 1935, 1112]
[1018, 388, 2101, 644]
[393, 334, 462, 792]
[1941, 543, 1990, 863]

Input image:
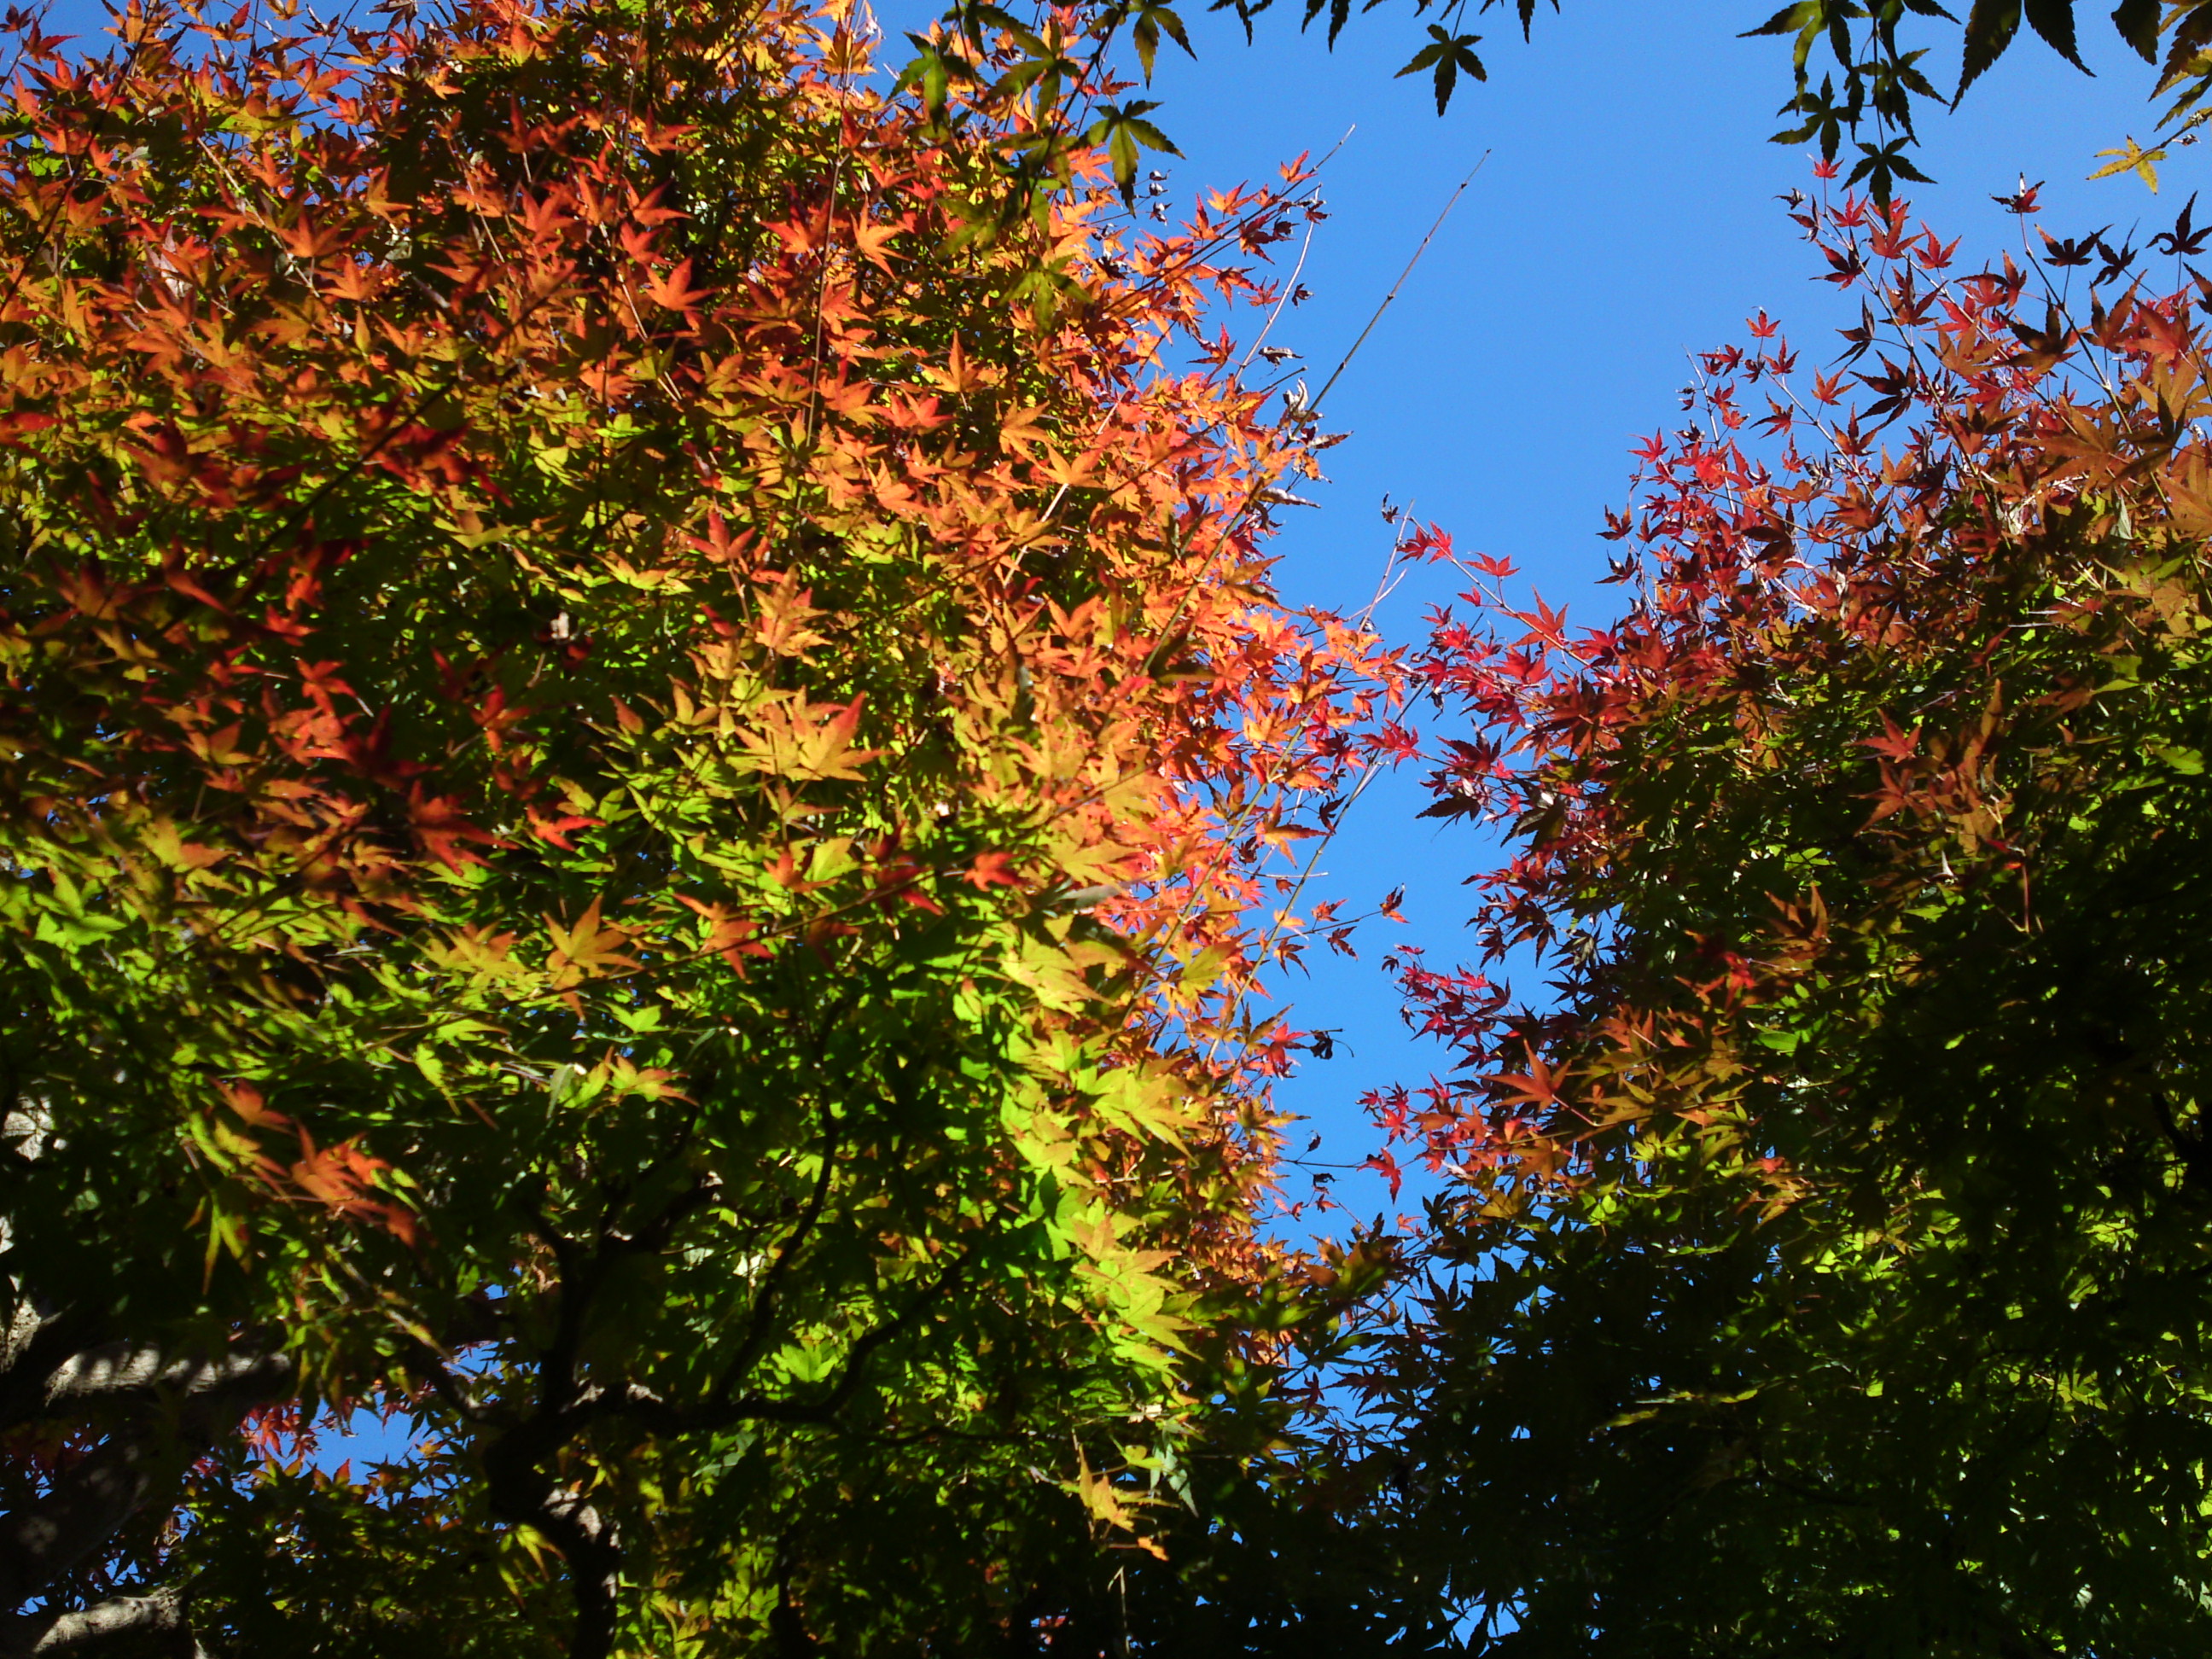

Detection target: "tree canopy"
[911, 0, 2212, 203]
[0, 0, 1394, 1650]
[1355, 178, 2212, 1652]
[20, 0, 2212, 1650]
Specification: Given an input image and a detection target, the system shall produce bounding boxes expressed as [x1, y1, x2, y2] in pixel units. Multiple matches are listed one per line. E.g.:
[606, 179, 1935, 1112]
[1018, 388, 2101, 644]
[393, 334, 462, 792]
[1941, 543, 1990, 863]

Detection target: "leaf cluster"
[0, 0, 1394, 1650]
[1359, 183, 2212, 1652]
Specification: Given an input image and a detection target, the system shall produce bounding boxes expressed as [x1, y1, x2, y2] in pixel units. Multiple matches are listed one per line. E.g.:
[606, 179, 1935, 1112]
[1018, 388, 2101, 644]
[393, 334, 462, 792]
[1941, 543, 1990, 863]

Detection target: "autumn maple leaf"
[640, 257, 712, 313]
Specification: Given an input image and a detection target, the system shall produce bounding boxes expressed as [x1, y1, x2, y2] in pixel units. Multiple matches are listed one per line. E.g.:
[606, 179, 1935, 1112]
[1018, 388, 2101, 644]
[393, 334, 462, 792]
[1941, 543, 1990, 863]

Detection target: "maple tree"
[917, 0, 2212, 206]
[1348, 175, 2212, 1651]
[1737, 0, 2212, 201]
[0, 0, 1401, 1650]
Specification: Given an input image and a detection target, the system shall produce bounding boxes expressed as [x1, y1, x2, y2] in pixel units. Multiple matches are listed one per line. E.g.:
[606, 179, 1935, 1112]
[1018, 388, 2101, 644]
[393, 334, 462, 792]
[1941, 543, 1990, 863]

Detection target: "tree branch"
[2151, 1088, 2212, 1190]
[0, 1343, 292, 1607]
[481, 1436, 622, 1659]
[0, 1433, 155, 1610]
[0, 1586, 201, 1658]
[710, 1117, 842, 1408]
[475, 1219, 971, 1654]
[525, 1487, 620, 1659]
[40, 1345, 291, 1415]
[0, 1307, 102, 1435]
[744, 1243, 974, 1424]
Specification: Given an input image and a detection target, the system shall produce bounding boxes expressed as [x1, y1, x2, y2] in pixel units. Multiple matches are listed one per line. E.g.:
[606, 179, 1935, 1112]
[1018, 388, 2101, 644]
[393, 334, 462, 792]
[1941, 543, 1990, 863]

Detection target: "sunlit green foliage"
[0, 0, 1389, 1650]
[1365, 188, 2212, 1653]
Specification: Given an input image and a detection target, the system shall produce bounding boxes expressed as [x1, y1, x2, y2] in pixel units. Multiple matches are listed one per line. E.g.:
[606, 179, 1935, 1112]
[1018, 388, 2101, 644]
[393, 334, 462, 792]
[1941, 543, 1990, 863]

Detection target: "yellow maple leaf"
[2090, 136, 2163, 192]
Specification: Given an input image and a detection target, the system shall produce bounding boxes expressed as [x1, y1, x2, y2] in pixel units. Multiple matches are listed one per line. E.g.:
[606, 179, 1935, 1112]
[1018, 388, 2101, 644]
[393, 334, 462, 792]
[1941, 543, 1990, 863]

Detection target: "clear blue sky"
[34, 0, 2183, 1327]
[1074, 3, 2183, 1231]
[41, 0, 2185, 1226]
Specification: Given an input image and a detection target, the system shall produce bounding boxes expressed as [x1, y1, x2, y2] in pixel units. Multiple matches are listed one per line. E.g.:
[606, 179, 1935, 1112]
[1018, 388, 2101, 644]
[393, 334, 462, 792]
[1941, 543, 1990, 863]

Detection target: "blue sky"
[1071, 3, 2188, 1228]
[33, 0, 2174, 1227]
[30, 0, 2187, 1453]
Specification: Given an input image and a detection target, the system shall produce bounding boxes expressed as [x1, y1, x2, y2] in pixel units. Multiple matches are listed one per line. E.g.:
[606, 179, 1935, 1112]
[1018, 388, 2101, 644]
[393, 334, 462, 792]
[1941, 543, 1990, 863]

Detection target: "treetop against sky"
[6, 0, 2212, 1653]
